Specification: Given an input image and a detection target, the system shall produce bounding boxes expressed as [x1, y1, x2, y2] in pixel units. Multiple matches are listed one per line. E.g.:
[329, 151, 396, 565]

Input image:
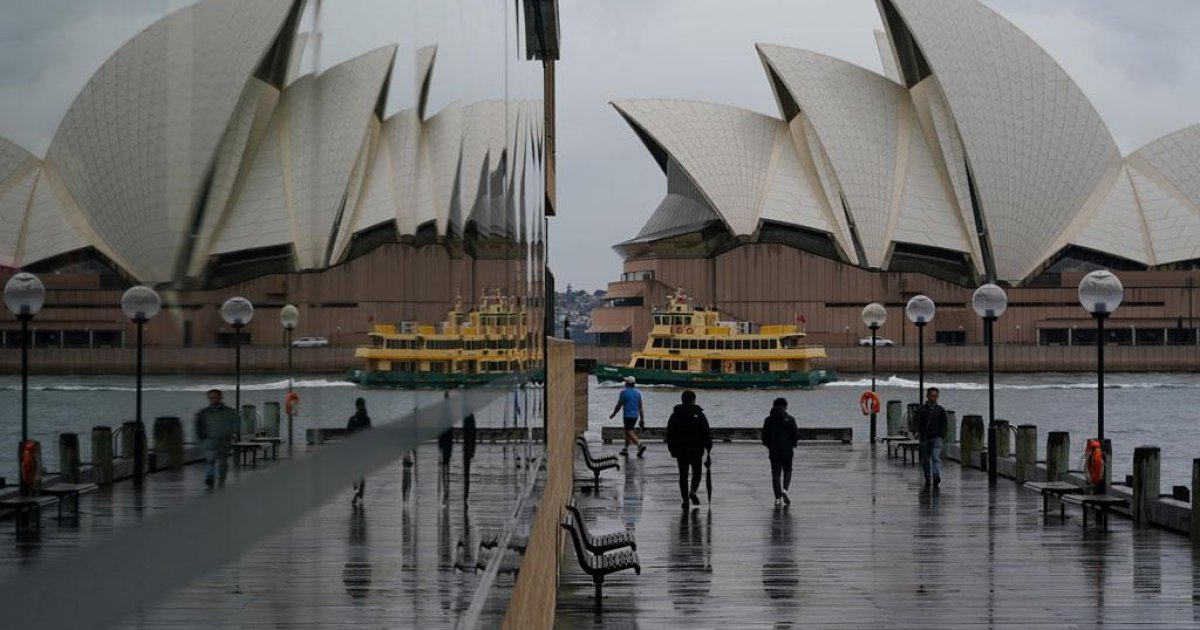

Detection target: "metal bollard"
[59, 433, 81, 483]
[263, 402, 281, 438]
[961, 415, 984, 469]
[994, 419, 1011, 458]
[120, 421, 138, 459]
[1015, 424, 1037, 483]
[91, 426, 114, 486]
[1046, 431, 1070, 483]
[153, 417, 184, 470]
[886, 400, 904, 436]
[1133, 446, 1160, 526]
[240, 404, 256, 437]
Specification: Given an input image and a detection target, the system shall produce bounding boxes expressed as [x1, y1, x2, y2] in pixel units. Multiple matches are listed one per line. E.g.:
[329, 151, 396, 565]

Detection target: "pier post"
[945, 411, 957, 445]
[59, 433, 80, 483]
[1191, 459, 1200, 542]
[1133, 446, 1160, 526]
[961, 415, 984, 469]
[120, 421, 138, 459]
[574, 359, 594, 434]
[1046, 431, 1070, 482]
[263, 402, 280, 438]
[1015, 424, 1037, 483]
[153, 417, 184, 470]
[241, 404, 256, 437]
[886, 400, 903, 436]
[91, 426, 113, 486]
[994, 420, 1011, 459]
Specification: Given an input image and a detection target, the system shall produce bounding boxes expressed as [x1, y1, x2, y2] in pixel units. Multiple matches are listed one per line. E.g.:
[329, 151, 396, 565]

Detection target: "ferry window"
[750, 340, 760, 350]
[687, 339, 696, 350]
[769, 340, 778, 349]
[635, 359, 644, 368]
[736, 340, 744, 350]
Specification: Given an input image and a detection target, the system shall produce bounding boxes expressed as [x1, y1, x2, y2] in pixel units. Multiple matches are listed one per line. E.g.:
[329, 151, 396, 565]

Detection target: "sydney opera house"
[0, 0, 553, 360]
[590, 0, 1200, 359]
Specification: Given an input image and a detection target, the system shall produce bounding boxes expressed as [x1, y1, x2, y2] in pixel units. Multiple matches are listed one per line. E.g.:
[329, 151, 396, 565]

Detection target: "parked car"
[857, 336, 894, 347]
[291, 336, 330, 348]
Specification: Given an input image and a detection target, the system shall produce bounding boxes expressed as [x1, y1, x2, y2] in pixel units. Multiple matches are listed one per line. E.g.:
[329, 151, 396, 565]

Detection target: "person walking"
[609, 375, 646, 457]
[347, 397, 372, 505]
[463, 412, 477, 503]
[915, 387, 948, 488]
[194, 389, 239, 488]
[761, 397, 799, 507]
[666, 390, 712, 510]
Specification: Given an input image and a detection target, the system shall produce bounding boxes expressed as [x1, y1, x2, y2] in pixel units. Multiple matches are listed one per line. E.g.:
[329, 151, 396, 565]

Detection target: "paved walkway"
[0, 442, 541, 628]
[558, 442, 1200, 629]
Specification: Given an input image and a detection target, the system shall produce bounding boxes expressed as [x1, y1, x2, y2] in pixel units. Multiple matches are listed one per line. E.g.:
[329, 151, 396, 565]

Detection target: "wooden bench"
[1024, 481, 1085, 521]
[231, 442, 264, 468]
[1061, 493, 1129, 530]
[479, 531, 529, 553]
[576, 438, 619, 484]
[0, 495, 59, 534]
[894, 440, 921, 465]
[249, 436, 284, 460]
[41, 483, 98, 522]
[561, 513, 640, 604]
[879, 435, 912, 458]
[566, 497, 636, 553]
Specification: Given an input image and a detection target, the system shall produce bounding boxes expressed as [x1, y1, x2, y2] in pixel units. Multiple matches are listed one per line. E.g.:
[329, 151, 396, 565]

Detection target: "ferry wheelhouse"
[349, 290, 535, 388]
[595, 289, 836, 388]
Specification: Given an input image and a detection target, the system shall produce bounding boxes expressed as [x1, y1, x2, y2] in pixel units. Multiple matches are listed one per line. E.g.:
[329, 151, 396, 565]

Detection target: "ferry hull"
[594, 363, 837, 389]
[347, 370, 503, 389]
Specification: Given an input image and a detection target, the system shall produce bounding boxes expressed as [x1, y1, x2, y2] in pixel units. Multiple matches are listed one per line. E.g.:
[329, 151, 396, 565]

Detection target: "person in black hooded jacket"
[761, 397, 799, 506]
[665, 390, 712, 510]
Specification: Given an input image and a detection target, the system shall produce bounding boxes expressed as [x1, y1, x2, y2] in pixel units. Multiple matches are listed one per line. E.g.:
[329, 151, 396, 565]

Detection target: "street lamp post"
[5, 273, 45, 495]
[220, 297, 255, 411]
[121, 286, 161, 485]
[280, 304, 299, 449]
[972, 283, 1008, 486]
[905, 295, 936, 405]
[862, 303, 887, 444]
[1078, 270, 1123, 493]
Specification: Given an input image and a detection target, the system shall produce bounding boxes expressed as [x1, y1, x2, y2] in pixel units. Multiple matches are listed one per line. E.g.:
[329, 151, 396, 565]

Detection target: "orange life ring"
[20, 441, 37, 487]
[285, 391, 301, 416]
[685, 326, 694, 335]
[724, 361, 735, 373]
[859, 391, 881, 415]
[1083, 439, 1105, 487]
[673, 325, 684, 334]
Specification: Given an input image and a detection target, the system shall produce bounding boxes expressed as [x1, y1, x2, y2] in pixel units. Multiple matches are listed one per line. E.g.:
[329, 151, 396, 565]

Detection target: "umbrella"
[704, 454, 713, 502]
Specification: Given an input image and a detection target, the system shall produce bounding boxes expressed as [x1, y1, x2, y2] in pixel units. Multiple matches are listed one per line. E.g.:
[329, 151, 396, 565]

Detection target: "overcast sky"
[1, 1, 1197, 291]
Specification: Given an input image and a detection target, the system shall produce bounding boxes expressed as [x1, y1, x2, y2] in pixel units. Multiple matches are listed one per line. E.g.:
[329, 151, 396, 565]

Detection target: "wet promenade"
[0, 442, 538, 628]
[558, 442, 1200, 629]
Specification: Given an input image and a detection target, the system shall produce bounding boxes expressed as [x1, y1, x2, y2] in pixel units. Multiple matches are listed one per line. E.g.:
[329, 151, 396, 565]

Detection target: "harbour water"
[588, 372, 1200, 486]
[1, 371, 1197, 487]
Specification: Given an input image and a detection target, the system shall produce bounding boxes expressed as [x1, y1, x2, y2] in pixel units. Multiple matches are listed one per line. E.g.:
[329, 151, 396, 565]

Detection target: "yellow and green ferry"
[595, 289, 836, 389]
[349, 290, 536, 388]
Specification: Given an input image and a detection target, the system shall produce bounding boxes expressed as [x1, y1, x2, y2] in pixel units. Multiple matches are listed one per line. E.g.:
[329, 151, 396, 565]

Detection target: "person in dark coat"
[462, 412, 477, 503]
[761, 397, 799, 506]
[347, 397, 371, 505]
[665, 390, 712, 510]
[438, 392, 453, 468]
[914, 387, 948, 487]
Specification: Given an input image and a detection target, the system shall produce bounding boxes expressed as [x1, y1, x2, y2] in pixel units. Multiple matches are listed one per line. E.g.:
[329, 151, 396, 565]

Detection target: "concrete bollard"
[153, 417, 184, 470]
[91, 426, 114, 486]
[945, 410, 957, 444]
[120, 421, 138, 459]
[241, 404, 256, 437]
[961, 415, 984, 469]
[994, 420, 1011, 459]
[1191, 459, 1200, 542]
[59, 433, 81, 483]
[1133, 446, 1160, 526]
[1046, 431, 1070, 482]
[886, 400, 904, 436]
[263, 402, 281, 438]
[1015, 424, 1037, 483]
